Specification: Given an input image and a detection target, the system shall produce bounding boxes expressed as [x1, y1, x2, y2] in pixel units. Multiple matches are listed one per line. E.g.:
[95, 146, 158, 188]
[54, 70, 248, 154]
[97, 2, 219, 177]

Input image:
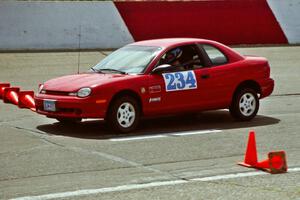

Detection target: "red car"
[35, 38, 274, 132]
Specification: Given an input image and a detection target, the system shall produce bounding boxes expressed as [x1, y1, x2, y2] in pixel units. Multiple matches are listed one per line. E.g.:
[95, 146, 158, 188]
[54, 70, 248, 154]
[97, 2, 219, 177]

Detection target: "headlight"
[77, 87, 92, 98]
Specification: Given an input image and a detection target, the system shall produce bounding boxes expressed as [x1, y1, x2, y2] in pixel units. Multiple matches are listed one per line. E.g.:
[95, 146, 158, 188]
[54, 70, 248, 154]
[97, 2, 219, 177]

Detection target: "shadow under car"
[36, 110, 280, 140]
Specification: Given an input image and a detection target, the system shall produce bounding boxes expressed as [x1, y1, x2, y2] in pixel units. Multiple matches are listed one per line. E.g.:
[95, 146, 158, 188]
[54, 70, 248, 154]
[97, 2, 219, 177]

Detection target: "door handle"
[201, 74, 210, 79]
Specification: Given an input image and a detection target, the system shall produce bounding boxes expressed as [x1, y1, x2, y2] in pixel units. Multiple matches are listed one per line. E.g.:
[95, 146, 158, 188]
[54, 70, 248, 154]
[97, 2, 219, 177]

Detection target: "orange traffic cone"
[0, 83, 10, 99]
[238, 131, 288, 174]
[238, 130, 258, 167]
[3, 87, 20, 105]
[255, 151, 287, 174]
[18, 91, 36, 111]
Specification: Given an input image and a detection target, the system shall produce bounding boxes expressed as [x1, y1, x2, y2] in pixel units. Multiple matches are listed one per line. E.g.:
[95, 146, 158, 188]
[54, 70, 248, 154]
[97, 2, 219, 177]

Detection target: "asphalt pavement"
[0, 46, 299, 200]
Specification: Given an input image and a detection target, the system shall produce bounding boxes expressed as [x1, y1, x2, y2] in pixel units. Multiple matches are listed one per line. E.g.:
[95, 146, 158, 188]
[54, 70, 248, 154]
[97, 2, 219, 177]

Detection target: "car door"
[146, 45, 202, 115]
[193, 44, 239, 109]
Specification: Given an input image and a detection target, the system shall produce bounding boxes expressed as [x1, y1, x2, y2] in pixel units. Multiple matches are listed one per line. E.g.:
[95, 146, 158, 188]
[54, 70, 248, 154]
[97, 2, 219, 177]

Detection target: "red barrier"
[18, 91, 36, 111]
[3, 87, 20, 105]
[0, 83, 10, 99]
[115, 0, 288, 45]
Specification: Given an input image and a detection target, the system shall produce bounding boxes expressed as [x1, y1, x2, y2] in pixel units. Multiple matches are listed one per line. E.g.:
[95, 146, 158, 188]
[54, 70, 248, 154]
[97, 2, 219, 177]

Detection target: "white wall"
[267, 0, 300, 44]
[0, 1, 134, 50]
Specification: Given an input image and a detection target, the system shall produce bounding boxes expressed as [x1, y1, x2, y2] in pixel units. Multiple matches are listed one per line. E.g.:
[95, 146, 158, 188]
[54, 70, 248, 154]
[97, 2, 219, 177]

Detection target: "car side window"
[202, 44, 228, 66]
[157, 45, 203, 72]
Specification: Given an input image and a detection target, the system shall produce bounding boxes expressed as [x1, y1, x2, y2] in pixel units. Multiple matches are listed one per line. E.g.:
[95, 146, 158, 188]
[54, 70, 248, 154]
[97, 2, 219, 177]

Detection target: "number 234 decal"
[162, 71, 197, 92]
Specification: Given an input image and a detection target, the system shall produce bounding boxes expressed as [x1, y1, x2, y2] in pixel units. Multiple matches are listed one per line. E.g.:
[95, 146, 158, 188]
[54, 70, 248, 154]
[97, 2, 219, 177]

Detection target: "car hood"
[44, 73, 125, 92]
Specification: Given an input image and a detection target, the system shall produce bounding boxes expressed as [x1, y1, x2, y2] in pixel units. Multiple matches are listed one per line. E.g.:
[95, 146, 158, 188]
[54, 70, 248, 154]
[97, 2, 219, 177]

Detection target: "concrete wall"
[267, 0, 300, 44]
[0, 1, 299, 50]
[0, 1, 134, 50]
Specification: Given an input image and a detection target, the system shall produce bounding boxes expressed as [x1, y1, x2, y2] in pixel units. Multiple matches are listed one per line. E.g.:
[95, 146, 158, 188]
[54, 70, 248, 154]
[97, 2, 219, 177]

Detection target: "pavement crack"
[0, 145, 48, 156]
[12, 125, 48, 135]
[271, 93, 300, 97]
[143, 154, 241, 167]
[207, 180, 292, 195]
[7, 124, 66, 148]
[67, 146, 165, 173]
[63, 146, 187, 182]
[3, 122, 189, 182]
[39, 137, 65, 147]
[0, 115, 37, 125]
[0, 166, 140, 182]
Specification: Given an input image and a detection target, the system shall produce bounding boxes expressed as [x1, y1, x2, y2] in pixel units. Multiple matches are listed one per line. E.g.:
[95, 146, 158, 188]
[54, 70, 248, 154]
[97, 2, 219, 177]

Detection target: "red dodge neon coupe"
[35, 38, 274, 132]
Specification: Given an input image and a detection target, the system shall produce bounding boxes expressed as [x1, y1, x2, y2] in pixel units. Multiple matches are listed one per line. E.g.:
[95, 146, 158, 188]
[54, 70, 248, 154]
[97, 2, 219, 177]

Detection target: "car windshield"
[92, 45, 161, 74]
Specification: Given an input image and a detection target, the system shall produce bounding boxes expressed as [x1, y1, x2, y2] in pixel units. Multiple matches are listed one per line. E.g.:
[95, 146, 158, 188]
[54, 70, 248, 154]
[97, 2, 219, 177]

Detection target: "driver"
[164, 48, 184, 70]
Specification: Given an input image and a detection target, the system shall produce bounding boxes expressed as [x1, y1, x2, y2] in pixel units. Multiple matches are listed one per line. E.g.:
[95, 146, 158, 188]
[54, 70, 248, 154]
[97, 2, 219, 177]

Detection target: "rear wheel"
[229, 88, 259, 121]
[107, 96, 140, 133]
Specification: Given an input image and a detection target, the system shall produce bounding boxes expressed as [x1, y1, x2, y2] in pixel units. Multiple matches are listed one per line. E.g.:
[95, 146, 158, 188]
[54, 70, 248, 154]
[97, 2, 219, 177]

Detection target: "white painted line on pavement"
[191, 171, 265, 181]
[11, 180, 188, 200]
[170, 129, 222, 136]
[109, 135, 167, 141]
[287, 167, 300, 172]
[12, 167, 300, 200]
[109, 129, 222, 142]
[192, 167, 300, 181]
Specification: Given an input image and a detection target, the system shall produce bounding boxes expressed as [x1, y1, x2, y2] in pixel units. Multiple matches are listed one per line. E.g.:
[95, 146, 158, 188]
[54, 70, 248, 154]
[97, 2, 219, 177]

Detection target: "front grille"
[38, 106, 82, 115]
[59, 108, 76, 113]
[44, 90, 70, 96]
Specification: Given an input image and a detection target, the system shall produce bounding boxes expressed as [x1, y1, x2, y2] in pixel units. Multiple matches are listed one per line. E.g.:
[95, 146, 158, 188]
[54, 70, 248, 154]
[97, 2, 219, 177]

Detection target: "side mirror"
[151, 64, 173, 74]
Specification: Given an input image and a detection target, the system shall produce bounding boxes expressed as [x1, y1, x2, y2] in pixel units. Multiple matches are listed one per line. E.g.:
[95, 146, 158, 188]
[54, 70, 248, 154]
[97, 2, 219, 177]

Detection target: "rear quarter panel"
[204, 56, 270, 109]
[231, 56, 271, 95]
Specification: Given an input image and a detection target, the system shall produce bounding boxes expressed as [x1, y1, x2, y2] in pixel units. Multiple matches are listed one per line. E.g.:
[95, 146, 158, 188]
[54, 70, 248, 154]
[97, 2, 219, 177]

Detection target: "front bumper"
[259, 78, 274, 98]
[35, 94, 107, 119]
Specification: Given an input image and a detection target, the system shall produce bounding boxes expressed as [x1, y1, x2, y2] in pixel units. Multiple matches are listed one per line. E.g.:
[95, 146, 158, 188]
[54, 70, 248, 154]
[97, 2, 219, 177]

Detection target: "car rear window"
[202, 44, 228, 66]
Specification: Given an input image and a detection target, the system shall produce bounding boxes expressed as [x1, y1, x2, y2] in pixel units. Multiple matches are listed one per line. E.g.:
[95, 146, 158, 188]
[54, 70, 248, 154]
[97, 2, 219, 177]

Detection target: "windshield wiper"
[99, 68, 127, 75]
[90, 67, 103, 73]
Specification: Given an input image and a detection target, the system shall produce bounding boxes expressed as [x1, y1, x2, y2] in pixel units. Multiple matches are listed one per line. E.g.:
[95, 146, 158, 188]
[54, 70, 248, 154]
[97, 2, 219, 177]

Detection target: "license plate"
[43, 100, 56, 112]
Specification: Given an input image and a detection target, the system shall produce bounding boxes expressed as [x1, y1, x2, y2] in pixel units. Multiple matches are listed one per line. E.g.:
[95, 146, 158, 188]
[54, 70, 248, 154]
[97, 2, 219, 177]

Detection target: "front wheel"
[229, 88, 259, 121]
[107, 96, 140, 133]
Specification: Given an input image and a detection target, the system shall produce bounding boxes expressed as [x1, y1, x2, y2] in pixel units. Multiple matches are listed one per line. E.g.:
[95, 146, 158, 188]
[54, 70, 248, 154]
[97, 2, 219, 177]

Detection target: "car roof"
[130, 38, 213, 48]
[131, 38, 244, 73]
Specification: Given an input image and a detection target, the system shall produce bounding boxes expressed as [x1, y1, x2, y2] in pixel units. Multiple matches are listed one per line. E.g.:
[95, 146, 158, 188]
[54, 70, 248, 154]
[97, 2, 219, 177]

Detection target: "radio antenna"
[77, 25, 82, 74]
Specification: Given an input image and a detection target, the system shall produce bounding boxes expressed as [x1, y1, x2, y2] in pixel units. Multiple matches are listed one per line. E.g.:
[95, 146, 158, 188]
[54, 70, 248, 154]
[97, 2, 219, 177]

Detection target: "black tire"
[229, 88, 259, 121]
[56, 118, 82, 124]
[107, 96, 140, 133]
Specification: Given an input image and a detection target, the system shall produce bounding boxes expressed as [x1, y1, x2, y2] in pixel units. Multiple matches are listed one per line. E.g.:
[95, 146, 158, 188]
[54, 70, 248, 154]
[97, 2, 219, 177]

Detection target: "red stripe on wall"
[114, 0, 288, 45]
